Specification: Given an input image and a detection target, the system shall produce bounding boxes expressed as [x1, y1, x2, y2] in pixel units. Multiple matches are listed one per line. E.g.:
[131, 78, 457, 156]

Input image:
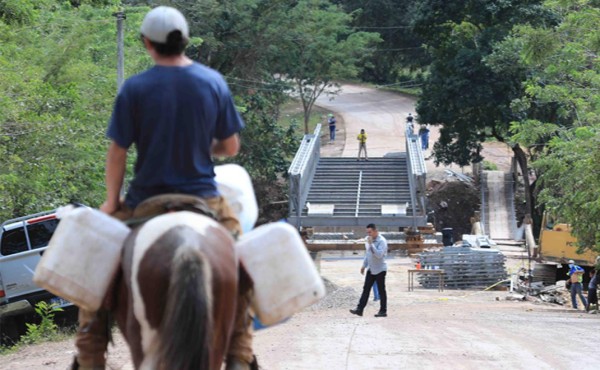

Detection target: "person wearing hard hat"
[567, 259, 587, 310]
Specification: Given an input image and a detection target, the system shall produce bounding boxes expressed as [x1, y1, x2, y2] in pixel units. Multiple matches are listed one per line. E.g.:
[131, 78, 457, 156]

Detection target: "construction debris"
[511, 272, 568, 305]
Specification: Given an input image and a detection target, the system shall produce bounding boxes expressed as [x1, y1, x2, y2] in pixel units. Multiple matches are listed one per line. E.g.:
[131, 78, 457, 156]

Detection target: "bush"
[19, 302, 63, 345]
[483, 160, 498, 171]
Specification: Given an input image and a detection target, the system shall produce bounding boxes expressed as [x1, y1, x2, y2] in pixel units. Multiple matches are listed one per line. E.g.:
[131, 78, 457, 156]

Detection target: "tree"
[223, 91, 300, 223]
[507, 0, 600, 251]
[412, 0, 554, 215]
[174, 0, 379, 136]
[336, 0, 429, 83]
[265, 0, 380, 133]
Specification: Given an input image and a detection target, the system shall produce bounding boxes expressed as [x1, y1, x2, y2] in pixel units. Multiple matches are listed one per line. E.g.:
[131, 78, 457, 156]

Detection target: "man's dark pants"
[357, 270, 387, 313]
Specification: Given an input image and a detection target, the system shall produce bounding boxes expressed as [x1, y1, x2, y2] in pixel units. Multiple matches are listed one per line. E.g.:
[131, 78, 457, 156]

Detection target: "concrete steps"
[303, 157, 415, 217]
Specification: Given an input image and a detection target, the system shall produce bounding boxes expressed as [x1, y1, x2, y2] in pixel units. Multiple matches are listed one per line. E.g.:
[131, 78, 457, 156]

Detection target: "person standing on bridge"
[350, 223, 388, 317]
[406, 113, 415, 134]
[357, 129, 368, 161]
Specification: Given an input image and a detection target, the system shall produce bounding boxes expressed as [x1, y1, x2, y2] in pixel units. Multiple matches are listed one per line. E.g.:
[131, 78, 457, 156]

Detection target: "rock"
[506, 293, 525, 301]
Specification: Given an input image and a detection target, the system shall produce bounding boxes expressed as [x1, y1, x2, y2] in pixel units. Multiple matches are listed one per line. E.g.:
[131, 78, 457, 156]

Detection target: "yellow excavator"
[535, 212, 597, 266]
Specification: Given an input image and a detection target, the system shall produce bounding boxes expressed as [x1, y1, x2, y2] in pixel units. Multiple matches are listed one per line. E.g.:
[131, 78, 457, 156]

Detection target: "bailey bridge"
[287, 124, 428, 229]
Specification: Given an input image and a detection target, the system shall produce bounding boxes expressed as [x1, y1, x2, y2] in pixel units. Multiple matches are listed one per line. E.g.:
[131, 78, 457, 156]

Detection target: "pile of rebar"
[418, 247, 507, 289]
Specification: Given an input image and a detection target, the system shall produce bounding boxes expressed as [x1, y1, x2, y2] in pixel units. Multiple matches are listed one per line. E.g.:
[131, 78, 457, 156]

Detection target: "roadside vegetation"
[0, 302, 73, 354]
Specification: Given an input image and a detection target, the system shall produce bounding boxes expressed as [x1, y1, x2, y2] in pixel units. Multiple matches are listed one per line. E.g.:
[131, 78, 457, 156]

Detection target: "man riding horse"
[72, 6, 256, 370]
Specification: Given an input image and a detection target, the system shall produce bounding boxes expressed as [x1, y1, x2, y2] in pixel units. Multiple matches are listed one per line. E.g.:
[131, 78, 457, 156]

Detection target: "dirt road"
[316, 84, 469, 178]
[316, 85, 414, 157]
[255, 254, 600, 369]
[3, 254, 599, 369]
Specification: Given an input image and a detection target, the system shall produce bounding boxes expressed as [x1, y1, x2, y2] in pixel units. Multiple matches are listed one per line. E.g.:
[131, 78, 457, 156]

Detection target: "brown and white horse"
[110, 211, 239, 370]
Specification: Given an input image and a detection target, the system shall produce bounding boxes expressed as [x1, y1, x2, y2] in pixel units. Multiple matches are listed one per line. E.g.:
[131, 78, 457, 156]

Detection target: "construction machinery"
[536, 212, 597, 266]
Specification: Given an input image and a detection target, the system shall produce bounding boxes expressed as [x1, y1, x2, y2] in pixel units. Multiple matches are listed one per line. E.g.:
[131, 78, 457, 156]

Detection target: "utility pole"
[113, 11, 126, 198]
[113, 11, 126, 93]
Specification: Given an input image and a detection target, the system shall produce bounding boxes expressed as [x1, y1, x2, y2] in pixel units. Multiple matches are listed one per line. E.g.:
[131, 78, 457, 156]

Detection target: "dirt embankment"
[426, 180, 480, 242]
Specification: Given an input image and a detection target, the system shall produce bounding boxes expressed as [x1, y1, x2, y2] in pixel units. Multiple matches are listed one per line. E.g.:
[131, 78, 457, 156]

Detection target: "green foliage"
[20, 302, 63, 344]
[508, 0, 600, 252]
[413, 0, 553, 167]
[482, 160, 498, 171]
[0, 1, 148, 220]
[267, 0, 380, 132]
[0, 0, 51, 25]
[222, 90, 300, 222]
[338, 0, 429, 83]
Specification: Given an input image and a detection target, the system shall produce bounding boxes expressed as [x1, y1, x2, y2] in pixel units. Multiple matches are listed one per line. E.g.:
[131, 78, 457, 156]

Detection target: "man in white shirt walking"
[350, 223, 388, 317]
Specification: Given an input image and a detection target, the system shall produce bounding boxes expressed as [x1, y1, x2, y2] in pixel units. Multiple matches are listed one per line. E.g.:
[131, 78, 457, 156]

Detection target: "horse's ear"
[237, 262, 254, 296]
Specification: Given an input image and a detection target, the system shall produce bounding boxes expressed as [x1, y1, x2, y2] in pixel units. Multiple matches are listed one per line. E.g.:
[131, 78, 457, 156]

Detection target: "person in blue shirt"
[327, 113, 336, 141]
[73, 6, 255, 370]
[350, 223, 388, 317]
[567, 259, 587, 310]
[418, 125, 430, 150]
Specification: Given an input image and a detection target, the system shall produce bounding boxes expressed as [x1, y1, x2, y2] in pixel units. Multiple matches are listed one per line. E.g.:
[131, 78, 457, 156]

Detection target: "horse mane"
[156, 227, 213, 370]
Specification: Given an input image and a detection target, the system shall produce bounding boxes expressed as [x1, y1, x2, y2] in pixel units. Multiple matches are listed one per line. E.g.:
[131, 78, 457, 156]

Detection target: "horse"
[109, 211, 240, 370]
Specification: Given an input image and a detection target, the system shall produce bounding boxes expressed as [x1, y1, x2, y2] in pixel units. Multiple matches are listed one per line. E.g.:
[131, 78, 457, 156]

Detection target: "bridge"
[287, 124, 428, 229]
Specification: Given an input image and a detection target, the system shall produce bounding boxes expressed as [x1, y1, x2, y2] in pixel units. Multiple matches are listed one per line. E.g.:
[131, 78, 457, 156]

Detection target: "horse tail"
[157, 231, 212, 370]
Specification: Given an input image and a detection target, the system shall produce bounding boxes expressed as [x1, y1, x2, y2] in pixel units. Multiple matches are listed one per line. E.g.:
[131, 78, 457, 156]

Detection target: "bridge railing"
[288, 124, 321, 229]
[405, 125, 427, 227]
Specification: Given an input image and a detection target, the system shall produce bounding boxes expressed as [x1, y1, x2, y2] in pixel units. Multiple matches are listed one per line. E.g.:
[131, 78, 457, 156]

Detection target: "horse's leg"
[113, 229, 145, 368]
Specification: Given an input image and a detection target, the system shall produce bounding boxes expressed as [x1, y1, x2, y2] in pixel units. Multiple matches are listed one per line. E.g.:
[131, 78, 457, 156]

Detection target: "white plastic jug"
[33, 207, 130, 311]
[236, 222, 325, 325]
[214, 164, 258, 234]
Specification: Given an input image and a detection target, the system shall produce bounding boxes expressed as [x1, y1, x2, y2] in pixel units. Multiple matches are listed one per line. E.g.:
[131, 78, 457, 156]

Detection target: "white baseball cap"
[140, 6, 189, 44]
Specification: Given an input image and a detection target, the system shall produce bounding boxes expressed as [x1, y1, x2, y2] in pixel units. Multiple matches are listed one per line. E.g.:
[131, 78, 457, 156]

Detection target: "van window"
[0, 219, 59, 256]
[1, 227, 28, 256]
[28, 219, 59, 250]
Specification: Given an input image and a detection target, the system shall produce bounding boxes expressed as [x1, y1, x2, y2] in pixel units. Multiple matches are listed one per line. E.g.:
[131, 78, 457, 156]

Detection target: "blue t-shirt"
[107, 62, 244, 208]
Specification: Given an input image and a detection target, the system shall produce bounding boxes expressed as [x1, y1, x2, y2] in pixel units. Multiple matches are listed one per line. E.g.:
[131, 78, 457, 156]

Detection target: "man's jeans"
[373, 282, 380, 301]
[571, 282, 587, 309]
[357, 270, 387, 313]
[420, 132, 429, 149]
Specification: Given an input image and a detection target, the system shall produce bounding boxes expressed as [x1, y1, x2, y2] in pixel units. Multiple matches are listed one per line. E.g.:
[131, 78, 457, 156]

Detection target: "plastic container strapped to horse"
[236, 222, 326, 325]
[214, 164, 258, 234]
[32, 164, 257, 312]
[33, 206, 130, 311]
